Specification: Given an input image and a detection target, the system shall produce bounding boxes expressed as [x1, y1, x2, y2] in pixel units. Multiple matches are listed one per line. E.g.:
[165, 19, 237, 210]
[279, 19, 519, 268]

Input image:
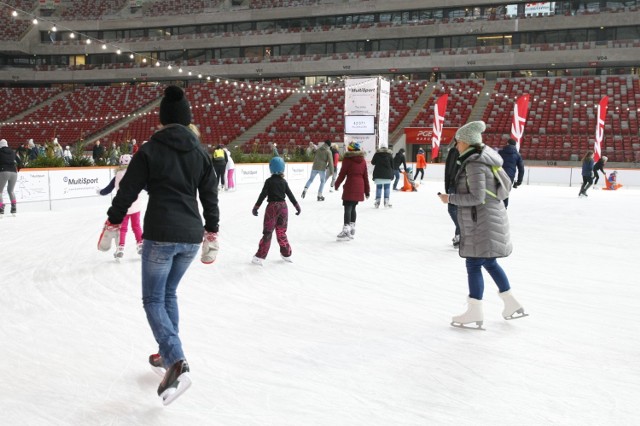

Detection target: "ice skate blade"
[504, 310, 529, 320]
[281, 255, 293, 263]
[451, 321, 485, 330]
[160, 373, 192, 406]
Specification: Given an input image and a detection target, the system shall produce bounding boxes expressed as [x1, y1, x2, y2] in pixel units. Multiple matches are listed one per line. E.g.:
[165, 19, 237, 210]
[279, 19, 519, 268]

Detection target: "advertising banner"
[236, 164, 264, 184]
[593, 96, 608, 162]
[3, 170, 50, 203]
[405, 127, 457, 145]
[344, 78, 378, 116]
[378, 79, 390, 148]
[286, 163, 308, 181]
[345, 134, 376, 161]
[49, 169, 112, 200]
[431, 94, 449, 160]
[510, 94, 530, 150]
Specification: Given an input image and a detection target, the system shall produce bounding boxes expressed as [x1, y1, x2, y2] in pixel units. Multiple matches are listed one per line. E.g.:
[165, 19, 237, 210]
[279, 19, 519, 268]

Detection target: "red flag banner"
[593, 96, 608, 162]
[431, 94, 449, 160]
[510, 94, 530, 151]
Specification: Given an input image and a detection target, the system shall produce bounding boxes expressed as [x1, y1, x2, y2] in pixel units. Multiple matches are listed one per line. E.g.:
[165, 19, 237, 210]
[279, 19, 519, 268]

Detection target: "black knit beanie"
[159, 85, 192, 126]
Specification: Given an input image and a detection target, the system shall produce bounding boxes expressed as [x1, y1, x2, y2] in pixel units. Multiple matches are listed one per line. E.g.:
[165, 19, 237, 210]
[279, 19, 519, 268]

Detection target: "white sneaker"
[281, 255, 293, 263]
[251, 256, 263, 266]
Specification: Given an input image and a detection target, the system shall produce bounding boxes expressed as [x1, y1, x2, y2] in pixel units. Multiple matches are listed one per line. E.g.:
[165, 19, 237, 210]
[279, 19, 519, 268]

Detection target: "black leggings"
[414, 168, 424, 181]
[343, 201, 358, 225]
[593, 171, 603, 185]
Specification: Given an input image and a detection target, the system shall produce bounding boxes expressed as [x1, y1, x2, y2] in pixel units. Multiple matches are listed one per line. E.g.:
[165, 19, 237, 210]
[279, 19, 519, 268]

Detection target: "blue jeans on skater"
[141, 239, 199, 367]
[466, 258, 511, 300]
[305, 169, 326, 194]
[375, 183, 390, 200]
[392, 170, 401, 189]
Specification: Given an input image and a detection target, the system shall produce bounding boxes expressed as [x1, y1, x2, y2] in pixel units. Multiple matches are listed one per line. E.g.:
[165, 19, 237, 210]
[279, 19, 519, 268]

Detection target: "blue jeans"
[141, 240, 199, 367]
[305, 169, 327, 194]
[465, 258, 511, 300]
[392, 170, 401, 189]
[375, 183, 390, 200]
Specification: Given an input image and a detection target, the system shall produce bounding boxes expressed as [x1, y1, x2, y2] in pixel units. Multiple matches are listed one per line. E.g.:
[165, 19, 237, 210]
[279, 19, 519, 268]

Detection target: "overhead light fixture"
[32, 18, 38, 24]
[69, 32, 75, 39]
[51, 24, 57, 32]
[116, 49, 121, 55]
[11, 10, 18, 17]
[86, 39, 91, 44]
[101, 44, 107, 50]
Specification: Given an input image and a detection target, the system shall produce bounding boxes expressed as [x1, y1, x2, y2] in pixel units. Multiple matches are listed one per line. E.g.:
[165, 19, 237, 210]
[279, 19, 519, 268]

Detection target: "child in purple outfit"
[252, 157, 301, 265]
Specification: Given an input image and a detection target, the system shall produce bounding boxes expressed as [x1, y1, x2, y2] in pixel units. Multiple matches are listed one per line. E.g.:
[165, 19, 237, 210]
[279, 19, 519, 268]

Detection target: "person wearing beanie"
[392, 148, 407, 190]
[302, 139, 334, 201]
[592, 155, 608, 188]
[414, 147, 427, 184]
[0, 138, 21, 216]
[438, 120, 526, 329]
[498, 138, 525, 208]
[98, 84, 219, 405]
[251, 156, 301, 265]
[579, 150, 595, 197]
[334, 141, 370, 240]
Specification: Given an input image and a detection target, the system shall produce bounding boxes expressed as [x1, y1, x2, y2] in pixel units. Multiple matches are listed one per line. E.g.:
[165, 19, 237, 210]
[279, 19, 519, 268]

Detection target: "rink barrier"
[4, 164, 638, 212]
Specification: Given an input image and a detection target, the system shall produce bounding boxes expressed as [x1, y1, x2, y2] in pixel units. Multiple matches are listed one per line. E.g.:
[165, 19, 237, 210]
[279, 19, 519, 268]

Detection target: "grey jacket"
[449, 146, 512, 259]
[312, 144, 334, 175]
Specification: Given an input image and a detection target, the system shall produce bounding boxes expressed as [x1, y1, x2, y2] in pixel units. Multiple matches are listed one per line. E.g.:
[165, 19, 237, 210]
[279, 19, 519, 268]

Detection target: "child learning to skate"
[98, 154, 143, 259]
[251, 156, 301, 265]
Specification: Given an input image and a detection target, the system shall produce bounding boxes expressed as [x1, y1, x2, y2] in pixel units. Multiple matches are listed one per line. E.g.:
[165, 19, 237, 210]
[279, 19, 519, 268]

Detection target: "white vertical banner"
[344, 135, 377, 160]
[344, 78, 378, 115]
[378, 78, 390, 149]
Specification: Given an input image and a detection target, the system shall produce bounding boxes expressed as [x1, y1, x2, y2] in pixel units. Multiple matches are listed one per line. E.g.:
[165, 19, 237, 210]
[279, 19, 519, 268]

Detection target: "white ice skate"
[251, 256, 264, 266]
[349, 222, 355, 239]
[451, 298, 485, 330]
[336, 225, 351, 242]
[384, 199, 392, 208]
[137, 242, 143, 255]
[281, 254, 293, 263]
[114, 245, 125, 260]
[499, 290, 528, 320]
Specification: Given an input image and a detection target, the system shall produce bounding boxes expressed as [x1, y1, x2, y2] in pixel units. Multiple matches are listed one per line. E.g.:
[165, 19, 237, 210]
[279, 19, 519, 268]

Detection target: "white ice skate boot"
[451, 298, 484, 330]
[114, 245, 125, 260]
[137, 241, 143, 255]
[281, 254, 293, 263]
[336, 225, 351, 241]
[498, 290, 528, 320]
[374, 199, 380, 208]
[251, 256, 264, 266]
[384, 198, 392, 208]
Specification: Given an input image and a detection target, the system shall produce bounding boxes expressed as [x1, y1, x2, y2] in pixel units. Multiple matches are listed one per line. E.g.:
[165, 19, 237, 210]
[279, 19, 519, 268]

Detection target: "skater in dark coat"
[392, 148, 407, 190]
[592, 156, 607, 187]
[334, 141, 370, 240]
[371, 146, 394, 208]
[444, 138, 460, 247]
[498, 138, 525, 208]
[579, 150, 595, 197]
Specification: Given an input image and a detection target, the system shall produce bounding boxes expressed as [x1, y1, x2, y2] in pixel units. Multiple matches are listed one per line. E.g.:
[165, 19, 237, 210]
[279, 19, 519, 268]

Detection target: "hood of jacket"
[376, 147, 392, 154]
[463, 146, 503, 168]
[344, 150, 365, 163]
[152, 124, 200, 152]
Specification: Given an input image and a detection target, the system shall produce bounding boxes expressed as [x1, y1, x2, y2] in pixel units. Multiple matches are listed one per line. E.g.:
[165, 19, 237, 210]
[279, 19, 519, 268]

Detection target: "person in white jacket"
[97, 154, 143, 259]
[223, 147, 235, 191]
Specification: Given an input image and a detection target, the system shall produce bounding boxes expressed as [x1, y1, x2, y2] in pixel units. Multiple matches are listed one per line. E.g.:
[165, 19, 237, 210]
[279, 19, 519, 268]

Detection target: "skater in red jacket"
[334, 141, 369, 241]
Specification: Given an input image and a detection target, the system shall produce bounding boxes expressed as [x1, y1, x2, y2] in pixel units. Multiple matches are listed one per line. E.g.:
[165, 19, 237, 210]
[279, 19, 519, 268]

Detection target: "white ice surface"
[1, 180, 639, 425]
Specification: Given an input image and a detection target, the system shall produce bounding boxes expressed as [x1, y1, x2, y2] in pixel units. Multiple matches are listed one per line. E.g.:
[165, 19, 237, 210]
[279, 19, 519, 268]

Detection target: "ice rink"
[1, 177, 639, 425]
